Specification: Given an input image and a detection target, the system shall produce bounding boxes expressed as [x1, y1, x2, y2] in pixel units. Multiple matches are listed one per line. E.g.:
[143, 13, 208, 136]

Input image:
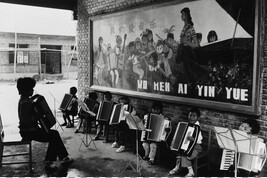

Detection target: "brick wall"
[77, 0, 267, 167]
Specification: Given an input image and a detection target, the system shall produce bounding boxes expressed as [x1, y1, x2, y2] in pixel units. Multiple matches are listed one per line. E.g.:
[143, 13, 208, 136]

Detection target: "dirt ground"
[0, 80, 172, 177]
[1, 79, 267, 177]
[0, 127, 173, 177]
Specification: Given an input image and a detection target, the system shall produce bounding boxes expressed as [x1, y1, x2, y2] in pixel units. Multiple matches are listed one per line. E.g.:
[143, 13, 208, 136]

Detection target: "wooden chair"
[0, 114, 32, 173]
[193, 127, 212, 176]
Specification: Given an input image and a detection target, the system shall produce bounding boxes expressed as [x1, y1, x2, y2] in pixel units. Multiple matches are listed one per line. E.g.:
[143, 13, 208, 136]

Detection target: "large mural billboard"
[90, 0, 260, 114]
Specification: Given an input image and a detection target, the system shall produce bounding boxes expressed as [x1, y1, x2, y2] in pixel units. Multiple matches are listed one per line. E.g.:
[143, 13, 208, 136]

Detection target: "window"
[9, 44, 29, 64]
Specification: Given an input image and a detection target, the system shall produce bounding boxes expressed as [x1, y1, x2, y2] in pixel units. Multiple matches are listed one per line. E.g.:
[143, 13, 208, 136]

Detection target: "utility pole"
[13, 32, 17, 81]
[38, 37, 42, 81]
[67, 35, 77, 78]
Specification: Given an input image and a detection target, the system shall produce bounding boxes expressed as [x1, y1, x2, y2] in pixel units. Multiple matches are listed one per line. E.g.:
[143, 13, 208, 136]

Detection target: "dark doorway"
[41, 45, 62, 74]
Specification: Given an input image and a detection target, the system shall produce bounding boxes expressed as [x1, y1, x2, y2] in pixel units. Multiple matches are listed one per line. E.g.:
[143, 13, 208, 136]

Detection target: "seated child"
[75, 91, 99, 133]
[169, 107, 203, 177]
[111, 96, 131, 153]
[228, 118, 262, 177]
[93, 91, 112, 143]
[61, 86, 78, 128]
[17, 77, 73, 170]
[142, 101, 171, 165]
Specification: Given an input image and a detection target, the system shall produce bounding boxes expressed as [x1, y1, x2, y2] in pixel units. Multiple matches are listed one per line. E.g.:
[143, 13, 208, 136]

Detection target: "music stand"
[49, 92, 64, 131]
[78, 102, 97, 150]
[122, 111, 147, 176]
[214, 126, 266, 177]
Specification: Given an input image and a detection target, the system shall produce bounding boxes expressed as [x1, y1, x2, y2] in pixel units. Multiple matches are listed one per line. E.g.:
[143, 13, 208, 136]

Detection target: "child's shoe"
[111, 142, 119, 148]
[116, 145, 125, 153]
[103, 139, 109, 143]
[92, 135, 99, 140]
[142, 156, 149, 161]
[60, 157, 73, 165]
[148, 159, 155, 165]
[169, 167, 179, 175]
[185, 172, 195, 177]
[44, 161, 57, 170]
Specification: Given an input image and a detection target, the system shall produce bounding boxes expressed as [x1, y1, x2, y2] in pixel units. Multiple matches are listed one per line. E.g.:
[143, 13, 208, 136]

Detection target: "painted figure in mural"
[146, 29, 156, 52]
[140, 31, 149, 54]
[176, 7, 208, 84]
[156, 40, 173, 82]
[196, 33, 202, 46]
[107, 34, 127, 88]
[118, 34, 127, 71]
[94, 36, 106, 85]
[128, 41, 144, 80]
[164, 29, 181, 85]
[135, 37, 142, 54]
[207, 30, 218, 43]
[163, 25, 179, 50]
[107, 41, 119, 88]
[144, 52, 164, 91]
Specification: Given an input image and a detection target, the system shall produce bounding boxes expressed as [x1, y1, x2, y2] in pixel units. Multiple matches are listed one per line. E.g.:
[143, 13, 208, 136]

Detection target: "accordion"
[78, 98, 99, 118]
[96, 101, 115, 122]
[109, 103, 132, 125]
[59, 93, 76, 112]
[170, 122, 200, 155]
[32, 95, 56, 133]
[220, 138, 266, 172]
[141, 113, 171, 142]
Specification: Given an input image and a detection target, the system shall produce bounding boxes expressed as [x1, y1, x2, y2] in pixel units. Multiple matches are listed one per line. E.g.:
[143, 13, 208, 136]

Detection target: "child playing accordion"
[169, 107, 203, 177]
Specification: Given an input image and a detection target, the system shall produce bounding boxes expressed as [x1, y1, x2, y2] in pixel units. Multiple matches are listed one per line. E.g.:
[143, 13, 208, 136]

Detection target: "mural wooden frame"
[89, 0, 262, 115]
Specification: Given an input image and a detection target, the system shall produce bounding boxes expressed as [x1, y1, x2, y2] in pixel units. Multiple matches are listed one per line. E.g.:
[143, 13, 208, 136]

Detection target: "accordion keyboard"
[220, 149, 235, 170]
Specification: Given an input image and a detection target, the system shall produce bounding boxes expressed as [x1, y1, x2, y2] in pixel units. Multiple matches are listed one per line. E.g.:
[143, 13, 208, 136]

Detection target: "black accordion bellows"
[32, 95, 56, 133]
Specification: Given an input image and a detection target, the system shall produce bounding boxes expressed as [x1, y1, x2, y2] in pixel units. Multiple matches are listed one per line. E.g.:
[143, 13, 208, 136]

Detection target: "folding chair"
[0, 114, 32, 173]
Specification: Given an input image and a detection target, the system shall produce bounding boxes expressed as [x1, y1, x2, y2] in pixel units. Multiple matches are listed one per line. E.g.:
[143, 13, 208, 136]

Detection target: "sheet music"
[79, 100, 96, 116]
[125, 111, 146, 131]
[214, 126, 254, 154]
